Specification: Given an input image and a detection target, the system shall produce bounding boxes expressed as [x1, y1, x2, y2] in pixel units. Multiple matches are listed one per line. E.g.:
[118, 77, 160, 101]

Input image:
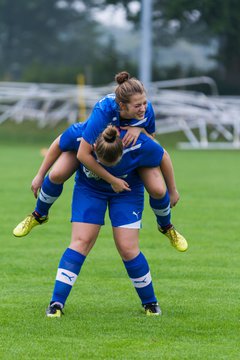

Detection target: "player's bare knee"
[119, 247, 138, 261]
[70, 236, 93, 255]
[148, 185, 166, 199]
[49, 170, 65, 184]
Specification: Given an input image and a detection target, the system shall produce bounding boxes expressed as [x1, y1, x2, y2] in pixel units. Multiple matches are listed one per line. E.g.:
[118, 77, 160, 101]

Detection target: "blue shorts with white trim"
[71, 183, 144, 228]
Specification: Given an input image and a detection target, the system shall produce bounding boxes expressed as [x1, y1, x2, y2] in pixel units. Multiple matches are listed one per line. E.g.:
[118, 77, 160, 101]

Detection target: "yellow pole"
[77, 73, 86, 122]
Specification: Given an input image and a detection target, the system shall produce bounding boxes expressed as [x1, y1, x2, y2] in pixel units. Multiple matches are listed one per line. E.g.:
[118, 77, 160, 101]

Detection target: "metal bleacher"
[0, 77, 240, 149]
[0, 81, 109, 127]
[150, 77, 240, 149]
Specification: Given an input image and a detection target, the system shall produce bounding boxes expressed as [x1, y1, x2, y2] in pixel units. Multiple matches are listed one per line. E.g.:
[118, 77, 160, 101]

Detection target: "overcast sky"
[93, 3, 139, 28]
[93, 3, 217, 71]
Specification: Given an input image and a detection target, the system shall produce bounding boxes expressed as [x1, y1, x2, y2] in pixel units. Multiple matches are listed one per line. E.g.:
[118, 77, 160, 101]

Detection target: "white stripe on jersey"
[123, 143, 142, 155]
[129, 117, 148, 126]
[130, 271, 152, 288]
[56, 268, 78, 286]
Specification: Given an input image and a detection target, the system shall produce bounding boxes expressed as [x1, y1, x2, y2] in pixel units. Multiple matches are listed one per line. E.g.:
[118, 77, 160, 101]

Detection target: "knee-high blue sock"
[149, 191, 171, 228]
[34, 175, 63, 217]
[123, 252, 157, 305]
[51, 248, 86, 307]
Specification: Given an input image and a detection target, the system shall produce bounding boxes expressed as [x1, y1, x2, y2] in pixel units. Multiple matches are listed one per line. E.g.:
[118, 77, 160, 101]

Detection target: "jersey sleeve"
[144, 102, 156, 134]
[82, 95, 119, 145]
[59, 124, 82, 152]
[82, 106, 112, 145]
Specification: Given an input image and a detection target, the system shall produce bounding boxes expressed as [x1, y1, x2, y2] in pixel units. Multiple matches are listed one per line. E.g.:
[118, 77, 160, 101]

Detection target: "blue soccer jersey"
[76, 133, 164, 193]
[72, 131, 164, 227]
[82, 94, 155, 145]
[59, 122, 164, 194]
[59, 122, 164, 228]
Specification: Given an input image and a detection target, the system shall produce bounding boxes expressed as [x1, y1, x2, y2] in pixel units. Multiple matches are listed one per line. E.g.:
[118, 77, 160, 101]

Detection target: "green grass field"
[0, 136, 240, 359]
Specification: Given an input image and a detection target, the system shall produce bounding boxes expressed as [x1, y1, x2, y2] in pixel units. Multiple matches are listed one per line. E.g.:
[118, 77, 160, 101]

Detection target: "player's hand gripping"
[121, 126, 142, 147]
[31, 174, 44, 198]
[169, 189, 180, 208]
[111, 178, 131, 193]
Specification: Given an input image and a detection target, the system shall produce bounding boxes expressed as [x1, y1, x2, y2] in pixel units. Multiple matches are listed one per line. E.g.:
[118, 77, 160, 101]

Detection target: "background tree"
[156, 0, 240, 93]
[0, 0, 133, 84]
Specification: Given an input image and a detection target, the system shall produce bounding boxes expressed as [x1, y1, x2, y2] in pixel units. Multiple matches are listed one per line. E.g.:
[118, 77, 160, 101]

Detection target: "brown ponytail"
[95, 126, 123, 164]
[115, 71, 146, 104]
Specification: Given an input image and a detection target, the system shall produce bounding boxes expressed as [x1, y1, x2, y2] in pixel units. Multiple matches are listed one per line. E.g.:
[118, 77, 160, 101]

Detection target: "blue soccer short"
[71, 183, 144, 228]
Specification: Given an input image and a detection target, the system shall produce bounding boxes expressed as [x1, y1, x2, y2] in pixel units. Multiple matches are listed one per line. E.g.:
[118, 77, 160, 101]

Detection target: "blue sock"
[149, 191, 171, 228]
[34, 175, 63, 217]
[51, 248, 86, 306]
[123, 252, 157, 305]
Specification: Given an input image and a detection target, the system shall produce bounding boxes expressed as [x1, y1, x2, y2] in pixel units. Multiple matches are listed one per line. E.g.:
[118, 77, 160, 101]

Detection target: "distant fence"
[150, 77, 240, 149]
[1, 77, 240, 149]
[0, 81, 111, 127]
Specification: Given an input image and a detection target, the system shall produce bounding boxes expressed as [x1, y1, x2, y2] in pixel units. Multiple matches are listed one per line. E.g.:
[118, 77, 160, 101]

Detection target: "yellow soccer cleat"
[46, 303, 64, 318]
[158, 225, 188, 252]
[143, 302, 162, 316]
[13, 213, 48, 237]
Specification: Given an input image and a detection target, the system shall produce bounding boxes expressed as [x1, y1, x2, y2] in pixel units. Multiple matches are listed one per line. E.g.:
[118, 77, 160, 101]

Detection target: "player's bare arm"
[31, 136, 62, 198]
